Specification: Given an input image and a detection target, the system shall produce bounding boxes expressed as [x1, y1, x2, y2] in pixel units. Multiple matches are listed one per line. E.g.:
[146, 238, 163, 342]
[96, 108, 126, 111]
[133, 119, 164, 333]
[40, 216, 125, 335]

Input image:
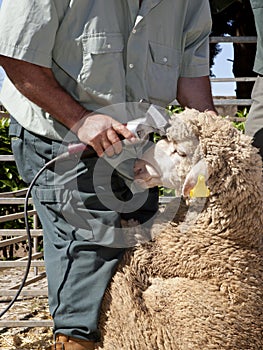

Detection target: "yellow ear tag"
[189, 174, 210, 198]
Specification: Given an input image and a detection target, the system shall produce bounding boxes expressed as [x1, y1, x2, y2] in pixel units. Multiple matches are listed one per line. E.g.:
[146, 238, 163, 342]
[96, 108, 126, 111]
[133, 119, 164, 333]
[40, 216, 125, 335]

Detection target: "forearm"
[177, 76, 217, 115]
[0, 56, 88, 129]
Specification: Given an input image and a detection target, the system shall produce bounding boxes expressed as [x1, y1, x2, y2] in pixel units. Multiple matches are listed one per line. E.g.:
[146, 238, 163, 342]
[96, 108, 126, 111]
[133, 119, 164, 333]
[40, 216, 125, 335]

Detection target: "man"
[246, 0, 263, 160]
[0, 1, 216, 349]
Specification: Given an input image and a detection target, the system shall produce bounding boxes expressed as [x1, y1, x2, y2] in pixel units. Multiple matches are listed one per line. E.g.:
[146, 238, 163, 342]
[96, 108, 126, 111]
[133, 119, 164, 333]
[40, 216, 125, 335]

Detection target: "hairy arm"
[0, 56, 134, 156]
[177, 76, 217, 115]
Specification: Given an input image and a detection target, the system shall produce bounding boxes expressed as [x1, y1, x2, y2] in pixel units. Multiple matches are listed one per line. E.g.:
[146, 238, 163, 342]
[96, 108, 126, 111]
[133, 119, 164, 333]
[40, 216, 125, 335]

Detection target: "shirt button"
[107, 44, 111, 49]
[129, 63, 134, 69]
[163, 57, 168, 63]
[132, 29, 137, 34]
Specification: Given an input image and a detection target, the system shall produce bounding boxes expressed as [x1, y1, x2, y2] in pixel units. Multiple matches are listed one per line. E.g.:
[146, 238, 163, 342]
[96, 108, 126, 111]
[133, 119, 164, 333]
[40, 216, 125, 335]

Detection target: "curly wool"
[96, 109, 263, 350]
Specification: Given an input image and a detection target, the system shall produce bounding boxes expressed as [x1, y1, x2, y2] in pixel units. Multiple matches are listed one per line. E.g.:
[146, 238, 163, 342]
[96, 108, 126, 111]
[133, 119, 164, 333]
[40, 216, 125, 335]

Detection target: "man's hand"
[73, 113, 136, 157]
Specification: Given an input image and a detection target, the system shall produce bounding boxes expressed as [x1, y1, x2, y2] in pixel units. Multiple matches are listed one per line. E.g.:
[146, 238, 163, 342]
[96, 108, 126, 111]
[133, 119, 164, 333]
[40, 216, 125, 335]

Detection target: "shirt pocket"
[146, 41, 181, 105]
[79, 33, 125, 100]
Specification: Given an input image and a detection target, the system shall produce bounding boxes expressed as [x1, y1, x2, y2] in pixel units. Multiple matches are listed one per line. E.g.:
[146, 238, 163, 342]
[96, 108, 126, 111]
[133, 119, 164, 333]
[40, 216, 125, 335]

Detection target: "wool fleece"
[96, 110, 263, 350]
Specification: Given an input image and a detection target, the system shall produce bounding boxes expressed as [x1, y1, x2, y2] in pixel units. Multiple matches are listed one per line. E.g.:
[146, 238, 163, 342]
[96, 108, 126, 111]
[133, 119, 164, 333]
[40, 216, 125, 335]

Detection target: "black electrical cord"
[0, 144, 96, 318]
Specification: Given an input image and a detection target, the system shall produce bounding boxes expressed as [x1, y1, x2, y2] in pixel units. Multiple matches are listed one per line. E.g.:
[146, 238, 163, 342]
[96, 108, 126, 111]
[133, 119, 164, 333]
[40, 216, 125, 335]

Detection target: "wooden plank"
[0, 198, 33, 204]
[172, 98, 252, 107]
[0, 155, 15, 161]
[0, 320, 52, 327]
[0, 235, 27, 248]
[0, 209, 37, 223]
[210, 36, 257, 43]
[9, 272, 46, 289]
[213, 99, 252, 106]
[0, 253, 44, 271]
[0, 260, 45, 268]
[159, 196, 176, 204]
[0, 229, 43, 237]
[0, 189, 28, 197]
[18, 252, 43, 261]
[0, 289, 48, 297]
[211, 77, 256, 82]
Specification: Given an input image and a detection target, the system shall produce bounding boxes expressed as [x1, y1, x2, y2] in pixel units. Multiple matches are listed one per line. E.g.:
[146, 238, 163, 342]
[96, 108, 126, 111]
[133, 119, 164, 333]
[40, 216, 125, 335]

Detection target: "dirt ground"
[0, 312, 53, 349]
[0, 298, 53, 349]
[0, 268, 53, 350]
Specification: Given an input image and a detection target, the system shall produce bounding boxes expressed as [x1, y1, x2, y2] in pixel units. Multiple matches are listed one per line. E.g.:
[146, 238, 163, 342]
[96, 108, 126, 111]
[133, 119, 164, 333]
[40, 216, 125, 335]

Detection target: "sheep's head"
[134, 108, 262, 199]
[134, 109, 208, 197]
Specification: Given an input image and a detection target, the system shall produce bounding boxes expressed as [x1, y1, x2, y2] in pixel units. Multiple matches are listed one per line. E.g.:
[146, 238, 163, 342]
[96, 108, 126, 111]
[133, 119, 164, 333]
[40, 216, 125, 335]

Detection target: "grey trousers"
[9, 118, 158, 341]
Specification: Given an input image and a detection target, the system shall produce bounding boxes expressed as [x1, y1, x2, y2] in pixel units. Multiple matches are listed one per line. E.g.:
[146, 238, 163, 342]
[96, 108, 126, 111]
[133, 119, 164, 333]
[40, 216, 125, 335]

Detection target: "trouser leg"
[246, 76, 263, 161]
[252, 128, 263, 160]
[9, 119, 158, 341]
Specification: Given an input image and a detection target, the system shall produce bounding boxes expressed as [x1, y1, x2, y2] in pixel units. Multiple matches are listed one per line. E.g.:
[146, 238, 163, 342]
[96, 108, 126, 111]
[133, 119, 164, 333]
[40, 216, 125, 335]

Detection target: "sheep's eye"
[177, 150, 187, 157]
[171, 148, 186, 157]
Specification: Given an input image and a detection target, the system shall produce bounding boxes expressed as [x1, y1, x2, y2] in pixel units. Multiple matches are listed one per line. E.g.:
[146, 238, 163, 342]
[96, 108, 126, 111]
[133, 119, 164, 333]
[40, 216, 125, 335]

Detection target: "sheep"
[95, 109, 263, 350]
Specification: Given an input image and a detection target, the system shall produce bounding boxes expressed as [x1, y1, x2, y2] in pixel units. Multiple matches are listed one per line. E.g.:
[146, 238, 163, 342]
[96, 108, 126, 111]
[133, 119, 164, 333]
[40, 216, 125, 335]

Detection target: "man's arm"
[177, 76, 217, 115]
[0, 56, 135, 156]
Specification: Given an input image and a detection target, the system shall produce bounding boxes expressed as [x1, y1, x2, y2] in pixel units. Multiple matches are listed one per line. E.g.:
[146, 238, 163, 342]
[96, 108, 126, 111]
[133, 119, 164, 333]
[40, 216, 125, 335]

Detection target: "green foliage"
[0, 117, 26, 192]
[159, 187, 176, 197]
[167, 105, 184, 115]
[233, 108, 247, 132]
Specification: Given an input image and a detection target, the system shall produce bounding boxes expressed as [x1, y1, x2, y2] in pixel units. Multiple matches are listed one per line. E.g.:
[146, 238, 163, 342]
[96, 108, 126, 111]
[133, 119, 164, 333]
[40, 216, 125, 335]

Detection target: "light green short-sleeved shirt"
[0, 0, 212, 141]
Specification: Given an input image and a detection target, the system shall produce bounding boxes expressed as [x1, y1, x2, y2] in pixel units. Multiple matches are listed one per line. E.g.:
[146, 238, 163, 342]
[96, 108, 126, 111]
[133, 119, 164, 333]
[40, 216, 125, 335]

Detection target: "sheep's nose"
[134, 160, 153, 181]
[134, 159, 146, 177]
[134, 159, 160, 181]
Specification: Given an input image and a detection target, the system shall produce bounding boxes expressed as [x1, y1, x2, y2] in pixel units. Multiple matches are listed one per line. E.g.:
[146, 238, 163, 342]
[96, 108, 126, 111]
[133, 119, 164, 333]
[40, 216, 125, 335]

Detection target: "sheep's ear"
[182, 159, 209, 197]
